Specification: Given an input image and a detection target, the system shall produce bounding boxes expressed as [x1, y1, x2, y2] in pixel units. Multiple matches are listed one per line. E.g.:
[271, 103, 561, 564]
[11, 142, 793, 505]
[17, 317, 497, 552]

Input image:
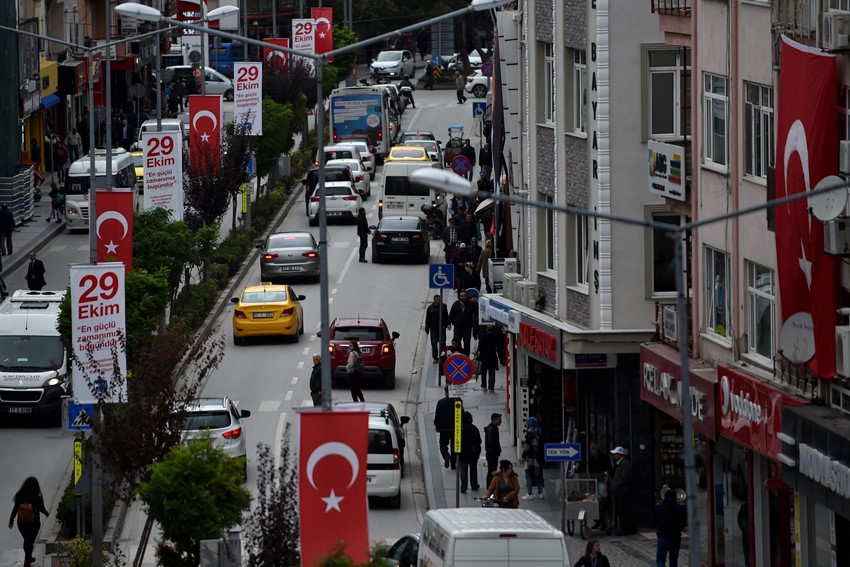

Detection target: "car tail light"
[303, 251, 317, 258]
[356, 174, 363, 181]
[375, 232, 386, 242]
[234, 310, 247, 319]
[333, 131, 338, 142]
[383, 345, 391, 354]
[343, 195, 358, 201]
[222, 427, 242, 439]
[467, 77, 474, 83]
[282, 307, 295, 317]
[392, 448, 400, 470]
[413, 234, 425, 244]
[263, 253, 278, 260]
[310, 196, 320, 202]
[369, 146, 375, 153]
[378, 130, 383, 141]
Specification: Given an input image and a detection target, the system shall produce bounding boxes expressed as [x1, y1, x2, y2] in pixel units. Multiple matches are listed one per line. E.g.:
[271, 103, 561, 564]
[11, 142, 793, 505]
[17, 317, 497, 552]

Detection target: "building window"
[705, 247, 731, 338]
[704, 73, 729, 166]
[573, 49, 586, 132]
[575, 214, 589, 288]
[839, 86, 850, 142]
[830, 0, 850, 9]
[542, 43, 555, 123]
[744, 82, 774, 178]
[746, 261, 775, 360]
[647, 49, 690, 139]
[546, 195, 555, 270]
[651, 213, 685, 295]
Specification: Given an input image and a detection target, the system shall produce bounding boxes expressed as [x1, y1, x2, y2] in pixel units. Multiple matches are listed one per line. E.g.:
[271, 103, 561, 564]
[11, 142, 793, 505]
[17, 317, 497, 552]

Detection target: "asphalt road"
[0, 86, 481, 563]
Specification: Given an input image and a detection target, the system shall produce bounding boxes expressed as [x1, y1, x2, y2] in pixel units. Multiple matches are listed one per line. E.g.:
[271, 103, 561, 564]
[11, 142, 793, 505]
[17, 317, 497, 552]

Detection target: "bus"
[329, 86, 393, 160]
[209, 42, 245, 77]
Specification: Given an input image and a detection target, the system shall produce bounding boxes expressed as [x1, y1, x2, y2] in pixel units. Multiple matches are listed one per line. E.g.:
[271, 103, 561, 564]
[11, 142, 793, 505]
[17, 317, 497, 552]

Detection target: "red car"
[322, 317, 400, 389]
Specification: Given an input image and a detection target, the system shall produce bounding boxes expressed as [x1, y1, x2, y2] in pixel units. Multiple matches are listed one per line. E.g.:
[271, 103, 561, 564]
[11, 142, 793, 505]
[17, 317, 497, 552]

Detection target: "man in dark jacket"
[309, 354, 322, 406]
[0, 205, 15, 255]
[459, 411, 481, 493]
[442, 217, 459, 264]
[460, 139, 476, 181]
[25, 250, 46, 291]
[457, 212, 478, 245]
[425, 294, 449, 363]
[448, 290, 476, 354]
[477, 325, 504, 391]
[479, 142, 492, 179]
[611, 446, 635, 535]
[356, 207, 370, 262]
[483, 413, 502, 488]
[434, 386, 461, 469]
[654, 489, 687, 567]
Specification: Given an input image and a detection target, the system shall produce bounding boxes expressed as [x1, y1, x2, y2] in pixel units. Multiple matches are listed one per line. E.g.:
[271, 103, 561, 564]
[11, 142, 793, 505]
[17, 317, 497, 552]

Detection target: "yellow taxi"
[384, 145, 431, 163]
[131, 149, 145, 194]
[231, 283, 305, 345]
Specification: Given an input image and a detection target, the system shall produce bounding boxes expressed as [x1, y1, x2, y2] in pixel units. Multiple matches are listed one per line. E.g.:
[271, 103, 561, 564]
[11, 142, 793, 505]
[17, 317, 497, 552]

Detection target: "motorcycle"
[399, 85, 414, 109]
[421, 202, 445, 239]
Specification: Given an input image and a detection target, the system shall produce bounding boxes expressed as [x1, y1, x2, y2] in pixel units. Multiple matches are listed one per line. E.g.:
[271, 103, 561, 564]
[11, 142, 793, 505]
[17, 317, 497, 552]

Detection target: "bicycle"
[474, 497, 500, 508]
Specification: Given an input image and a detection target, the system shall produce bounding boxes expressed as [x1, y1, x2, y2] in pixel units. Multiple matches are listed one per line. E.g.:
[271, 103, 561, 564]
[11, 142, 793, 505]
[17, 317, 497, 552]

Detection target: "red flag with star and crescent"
[189, 94, 222, 178]
[775, 36, 838, 378]
[263, 38, 290, 71]
[96, 190, 134, 272]
[299, 410, 369, 566]
[312, 8, 334, 58]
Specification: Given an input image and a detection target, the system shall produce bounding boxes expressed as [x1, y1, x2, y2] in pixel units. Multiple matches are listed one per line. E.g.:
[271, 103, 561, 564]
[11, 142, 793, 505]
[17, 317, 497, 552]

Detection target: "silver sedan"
[258, 231, 321, 282]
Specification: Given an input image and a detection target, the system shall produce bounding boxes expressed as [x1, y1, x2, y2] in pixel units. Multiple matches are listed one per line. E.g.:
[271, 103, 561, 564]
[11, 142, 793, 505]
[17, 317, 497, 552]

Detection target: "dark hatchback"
[302, 164, 356, 214]
[370, 216, 430, 263]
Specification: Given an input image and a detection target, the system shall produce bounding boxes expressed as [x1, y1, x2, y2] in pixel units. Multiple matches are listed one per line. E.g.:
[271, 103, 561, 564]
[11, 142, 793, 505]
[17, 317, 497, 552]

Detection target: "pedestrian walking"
[424, 60, 435, 90]
[479, 143, 492, 179]
[611, 445, 636, 535]
[467, 237, 483, 268]
[356, 207, 370, 263]
[309, 354, 323, 406]
[425, 294, 449, 363]
[589, 443, 613, 530]
[476, 239, 494, 293]
[460, 140, 476, 181]
[346, 339, 365, 402]
[65, 129, 82, 163]
[29, 138, 41, 170]
[654, 489, 687, 567]
[520, 417, 544, 500]
[47, 184, 62, 222]
[459, 411, 482, 493]
[455, 70, 467, 103]
[53, 140, 69, 184]
[442, 217, 459, 264]
[477, 325, 504, 391]
[438, 338, 462, 379]
[448, 290, 476, 355]
[8, 476, 49, 567]
[25, 251, 46, 291]
[417, 27, 430, 62]
[484, 460, 520, 508]
[483, 413, 502, 487]
[573, 539, 611, 567]
[0, 204, 15, 255]
[434, 386, 461, 469]
[458, 211, 479, 245]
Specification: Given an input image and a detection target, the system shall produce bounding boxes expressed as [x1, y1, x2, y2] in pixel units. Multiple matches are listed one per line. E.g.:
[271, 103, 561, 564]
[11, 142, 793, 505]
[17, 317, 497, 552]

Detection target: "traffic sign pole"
[438, 288, 444, 387]
[454, 400, 462, 508]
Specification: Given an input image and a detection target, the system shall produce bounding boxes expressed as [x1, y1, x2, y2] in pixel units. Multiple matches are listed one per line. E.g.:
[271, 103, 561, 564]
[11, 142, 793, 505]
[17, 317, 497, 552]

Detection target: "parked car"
[308, 182, 362, 226]
[319, 317, 400, 388]
[131, 149, 145, 193]
[230, 282, 305, 345]
[335, 401, 411, 476]
[370, 216, 431, 264]
[181, 397, 251, 474]
[465, 70, 490, 98]
[371, 50, 415, 81]
[336, 140, 376, 179]
[384, 533, 420, 567]
[327, 158, 371, 199]
[443, 50, 486, 71]
[257, 231, 320, 282]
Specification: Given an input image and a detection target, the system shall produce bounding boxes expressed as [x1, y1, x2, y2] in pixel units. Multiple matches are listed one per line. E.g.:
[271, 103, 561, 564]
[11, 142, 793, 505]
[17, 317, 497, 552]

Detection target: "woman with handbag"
[346, 339, 366, 402]
[8, 476, 49, 567]
[484, 460, 520, 508]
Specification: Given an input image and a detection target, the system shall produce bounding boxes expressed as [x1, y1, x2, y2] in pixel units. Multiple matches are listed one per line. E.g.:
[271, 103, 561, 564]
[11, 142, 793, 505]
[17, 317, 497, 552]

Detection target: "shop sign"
[480, 296, 519, 333]
[519, 321, 559, 366]
[797, 444, 850, 499]
[717, 364, 808, 458]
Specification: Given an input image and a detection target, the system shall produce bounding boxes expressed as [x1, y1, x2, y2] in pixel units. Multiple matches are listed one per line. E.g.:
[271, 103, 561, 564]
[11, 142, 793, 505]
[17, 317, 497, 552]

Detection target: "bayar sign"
[234, 62, 263, 135]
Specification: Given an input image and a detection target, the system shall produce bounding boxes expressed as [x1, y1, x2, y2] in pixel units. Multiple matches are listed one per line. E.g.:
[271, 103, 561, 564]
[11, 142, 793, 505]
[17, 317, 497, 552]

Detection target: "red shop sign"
[717, 364, 809, 459]
[519, 322, 559, 364]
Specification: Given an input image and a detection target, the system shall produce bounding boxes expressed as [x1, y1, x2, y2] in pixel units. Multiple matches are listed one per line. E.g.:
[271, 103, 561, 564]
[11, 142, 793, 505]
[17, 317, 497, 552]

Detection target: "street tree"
[253, 98, 298, 181]
[138, 436, 251, 567]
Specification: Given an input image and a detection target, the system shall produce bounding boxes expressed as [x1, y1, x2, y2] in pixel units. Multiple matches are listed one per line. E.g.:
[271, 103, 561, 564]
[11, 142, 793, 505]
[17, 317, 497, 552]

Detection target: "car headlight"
[67, 208, 79, 217]
[45, 376, 64, 387]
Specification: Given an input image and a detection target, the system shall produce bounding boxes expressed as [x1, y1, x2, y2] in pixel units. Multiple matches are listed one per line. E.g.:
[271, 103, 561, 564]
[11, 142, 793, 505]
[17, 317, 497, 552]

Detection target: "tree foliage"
[138, 436, 251, 567]
[253, 99, 298, 181]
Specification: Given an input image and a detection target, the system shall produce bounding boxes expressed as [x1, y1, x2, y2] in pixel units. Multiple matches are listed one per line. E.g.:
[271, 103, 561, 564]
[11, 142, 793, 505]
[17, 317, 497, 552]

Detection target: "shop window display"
[713, 442, 749, 566]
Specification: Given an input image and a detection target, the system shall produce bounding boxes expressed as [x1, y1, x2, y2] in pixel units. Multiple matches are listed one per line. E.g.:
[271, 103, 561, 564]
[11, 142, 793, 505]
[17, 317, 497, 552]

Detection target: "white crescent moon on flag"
[782, 119, 812, 234]
[315, 17, 331, 31]
[96, 211, 129, 240]
[192, 110, 219, 132]
[266, 51, 285, 61]
[306, 441, 359, 490]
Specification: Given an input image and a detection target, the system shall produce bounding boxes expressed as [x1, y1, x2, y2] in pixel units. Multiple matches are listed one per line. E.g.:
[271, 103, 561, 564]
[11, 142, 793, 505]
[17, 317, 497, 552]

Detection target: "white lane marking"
[291, 376, 298, 385]
[77, 245, 89, 251]
[258, 400, 281, 412]
[274, 412, 287, 470]
[301, 400, 313, 407]
[49, 245, 67, 252]
[309, 335, 317, 342]
[302, 348, 310, 355]
[332, 241, 350, 248]
[297, 361, 305, 369]
[331, 288, 338, 294]
[285, 390, 293, 400]
[336, 247, 358, 285]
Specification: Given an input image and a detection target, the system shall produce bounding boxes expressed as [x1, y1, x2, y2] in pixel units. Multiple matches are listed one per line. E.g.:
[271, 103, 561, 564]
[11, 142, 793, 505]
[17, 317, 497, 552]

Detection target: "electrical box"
[837, 326, 850, 377]
[824, 11, 850, 51]
[502, 273, 523, 301]
[516, 280, 538, 308]
[825, 219, 850, 256]
[840, 140, 850, 174]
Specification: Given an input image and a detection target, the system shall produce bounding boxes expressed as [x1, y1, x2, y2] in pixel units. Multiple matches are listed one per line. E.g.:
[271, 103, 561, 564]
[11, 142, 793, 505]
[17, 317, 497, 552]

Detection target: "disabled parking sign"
[429, 264, 454, 289]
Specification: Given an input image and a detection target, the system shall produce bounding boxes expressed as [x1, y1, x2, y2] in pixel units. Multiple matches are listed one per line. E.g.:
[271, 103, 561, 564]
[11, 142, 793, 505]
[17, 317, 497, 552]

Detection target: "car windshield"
[133, 154, 144, 167]
[268, 234, 313, 249]
[241, 291, 287, 303]
[391, 148, 426, 159]
[380, 219, 419, 231]
[325, 150, 354, 160]
[408, 141, 437, 152]
[323, 186, 353, 196]
[334, 326, 385, 341]
[0, 336, 65, 371]
[183, 410, 231, 431]
[328, 159, 361, 172]
[376, 52, 401, 62]
[368, 429, 394, 454]
[384, 177, 429, 197]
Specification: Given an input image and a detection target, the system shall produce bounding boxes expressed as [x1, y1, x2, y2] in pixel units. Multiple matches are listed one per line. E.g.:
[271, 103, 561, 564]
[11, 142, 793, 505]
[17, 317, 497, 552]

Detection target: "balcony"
[774, 0, 817, 40]
[651, 0, 692, 45]
[651, 0, 691, 16]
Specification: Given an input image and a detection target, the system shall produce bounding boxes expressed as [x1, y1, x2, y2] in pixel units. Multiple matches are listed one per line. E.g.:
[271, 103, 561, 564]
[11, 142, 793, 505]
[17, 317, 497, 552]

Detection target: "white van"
[418, 508, 570, 567]
[135, 118, 188, 149]
[379, 159, 443, 220]
[65, 148, 140, 231]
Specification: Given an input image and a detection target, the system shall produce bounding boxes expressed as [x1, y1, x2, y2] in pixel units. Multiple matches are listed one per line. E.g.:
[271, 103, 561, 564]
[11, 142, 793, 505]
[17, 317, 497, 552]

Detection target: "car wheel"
[384, 371, 396, 389]
[309, 216, 318, 227]
[233, 334, 244, 346]
[291, 330, 300, 343]
[472, 85, 487, 98]
[299, 320, 304, 335]
[225, 89, 234, 101]
[388, 490, 401, 509]
[372, 250, 381, 263]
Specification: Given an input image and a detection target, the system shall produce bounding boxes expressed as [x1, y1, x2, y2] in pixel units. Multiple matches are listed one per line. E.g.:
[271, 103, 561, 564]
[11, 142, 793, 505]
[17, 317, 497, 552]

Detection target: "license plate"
[253, 312, 274, 319]
[391, 237, 408, 243]
[280, 266, 300, 272]
[328, 211, 343, 216]
[7, 407, 32, 414]
[360, 346, 372, 353]
[366, 476, 374, 483]
[386, 203, 403, 209]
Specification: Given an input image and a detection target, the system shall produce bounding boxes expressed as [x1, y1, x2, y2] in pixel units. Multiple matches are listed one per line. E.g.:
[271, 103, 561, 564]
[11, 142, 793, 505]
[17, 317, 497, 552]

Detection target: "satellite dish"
[189, 50, 202, 64]
[779, 311, 815, 363]
[809, 175, 848, 222]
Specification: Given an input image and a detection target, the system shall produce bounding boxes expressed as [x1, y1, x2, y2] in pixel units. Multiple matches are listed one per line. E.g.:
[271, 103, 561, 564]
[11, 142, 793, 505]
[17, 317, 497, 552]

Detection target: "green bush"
[171, 281, 221, 329]
[56, 477, 116, 537]
[61, 536, 126, 567]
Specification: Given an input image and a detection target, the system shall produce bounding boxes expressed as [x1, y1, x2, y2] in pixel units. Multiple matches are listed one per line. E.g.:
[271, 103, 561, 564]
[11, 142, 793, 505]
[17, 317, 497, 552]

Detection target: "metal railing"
[774, 0, 818, 39]
[651, 0, 692, 16]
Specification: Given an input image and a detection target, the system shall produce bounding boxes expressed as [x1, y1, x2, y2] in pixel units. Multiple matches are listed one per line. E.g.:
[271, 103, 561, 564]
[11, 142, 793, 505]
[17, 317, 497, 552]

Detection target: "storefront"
[478, 295, 520, 440]
[717, 363, 810, 567]
[781, 404, 850, 566]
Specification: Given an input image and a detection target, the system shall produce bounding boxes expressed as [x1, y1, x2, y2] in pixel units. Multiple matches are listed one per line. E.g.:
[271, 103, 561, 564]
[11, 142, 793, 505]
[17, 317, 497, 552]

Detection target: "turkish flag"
[299, 410, 369, 566]
[312, 8, 334, 56]
[96, 190, 134, 272]
[775, 36, 838, 378]
[189, 95, 222, 177]
[263, 38, 290, 71]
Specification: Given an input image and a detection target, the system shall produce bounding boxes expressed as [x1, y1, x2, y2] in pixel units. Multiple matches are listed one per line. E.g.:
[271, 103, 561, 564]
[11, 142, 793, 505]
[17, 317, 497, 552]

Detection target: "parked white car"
[327, 158, 371, 199]
[465, 70, 490, 98]
[308, 181, 363, 226]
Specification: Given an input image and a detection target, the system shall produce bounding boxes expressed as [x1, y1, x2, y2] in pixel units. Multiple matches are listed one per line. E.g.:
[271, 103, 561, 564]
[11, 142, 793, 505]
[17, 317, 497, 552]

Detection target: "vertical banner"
[292, 19, 316, 72]
[263, 38, 290, 70]
[775, 36, 838, 378]
[299, 411, 369, 566]
[96, 190, 134, 271]
[234, 62, 263, 135]
[311, 8, 334, 57]
[70, 263, 127, 404]
[189, 94, 222, 177]
[142, 131, 184, 220]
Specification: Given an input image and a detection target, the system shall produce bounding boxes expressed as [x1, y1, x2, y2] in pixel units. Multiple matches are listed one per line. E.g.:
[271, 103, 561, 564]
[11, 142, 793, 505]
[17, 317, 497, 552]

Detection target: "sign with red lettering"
[717, 364, 809, 458]
[234, 62, 262, 135]
[142, 131, 183, 220]
[519, 321, 560, 366]
[70, 263, 127, 404]
[292, 19, 315, 72]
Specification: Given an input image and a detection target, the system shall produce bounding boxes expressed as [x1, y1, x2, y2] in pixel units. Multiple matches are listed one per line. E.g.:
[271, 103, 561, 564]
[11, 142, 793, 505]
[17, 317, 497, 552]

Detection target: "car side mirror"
[240, 410, 252, 418]
[401, 416, 411, 426]
[297, 295, 306, 301]
[391, 331, 400, 340]
[369, 225, 378, 230]
[316, 331, 322, 338]
[255, 243, 263, 249]
[230, 297, 239, 303]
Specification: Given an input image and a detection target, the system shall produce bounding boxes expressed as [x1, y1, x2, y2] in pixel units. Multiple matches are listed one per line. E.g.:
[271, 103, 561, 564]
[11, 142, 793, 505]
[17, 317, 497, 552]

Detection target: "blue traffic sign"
[481, 62, 494, 77]
[452, 155, 471, 176]
[68, 402, 94, 431]
[544, 443, 582, 462]
[472, 101, 486, 119]
[465, 288, 479, 300]
[429, 263, 455, 289]
[444, 353, 474, 385]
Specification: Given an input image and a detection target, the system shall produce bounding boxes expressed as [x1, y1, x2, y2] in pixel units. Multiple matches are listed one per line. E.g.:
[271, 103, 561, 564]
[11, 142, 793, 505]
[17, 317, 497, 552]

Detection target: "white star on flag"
[319, 32, 326, 39]
[201, 132, 210, 142]
[105, 241, 119, 254]
[321, 489, 344, 512]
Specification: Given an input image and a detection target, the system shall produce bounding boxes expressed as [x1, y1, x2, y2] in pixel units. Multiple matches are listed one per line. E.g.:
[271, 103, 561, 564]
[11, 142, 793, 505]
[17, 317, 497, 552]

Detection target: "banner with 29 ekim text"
[142, 131, 184, 221]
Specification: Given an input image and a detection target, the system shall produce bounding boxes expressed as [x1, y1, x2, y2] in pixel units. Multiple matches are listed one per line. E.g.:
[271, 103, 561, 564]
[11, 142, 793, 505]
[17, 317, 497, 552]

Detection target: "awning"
[475, 197, 495, 218]
[39, 93, 60, 110]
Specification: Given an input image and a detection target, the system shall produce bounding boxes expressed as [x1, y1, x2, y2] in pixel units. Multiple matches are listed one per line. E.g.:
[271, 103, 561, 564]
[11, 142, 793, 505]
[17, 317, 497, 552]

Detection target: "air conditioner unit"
[502, 272, 523, 301]
[516, 281, 538, 308]
[825, 219, 850, 256]
[503, 257, 519, 274]
[841, 140, 850, 174]
[837, 326, 850, 377]
[824, 11, 850, 51]
[662, 305, 677, 342]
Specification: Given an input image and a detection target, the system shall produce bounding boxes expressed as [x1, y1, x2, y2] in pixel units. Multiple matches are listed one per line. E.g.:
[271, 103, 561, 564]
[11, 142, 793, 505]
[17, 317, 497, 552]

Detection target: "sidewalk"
[415, 326, 690, 565]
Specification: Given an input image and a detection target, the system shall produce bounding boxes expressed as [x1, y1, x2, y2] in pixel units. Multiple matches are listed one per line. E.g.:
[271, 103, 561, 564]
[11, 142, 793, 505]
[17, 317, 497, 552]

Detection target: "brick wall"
[536, 126, 556, 197]
[564, 0, 587, 49]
